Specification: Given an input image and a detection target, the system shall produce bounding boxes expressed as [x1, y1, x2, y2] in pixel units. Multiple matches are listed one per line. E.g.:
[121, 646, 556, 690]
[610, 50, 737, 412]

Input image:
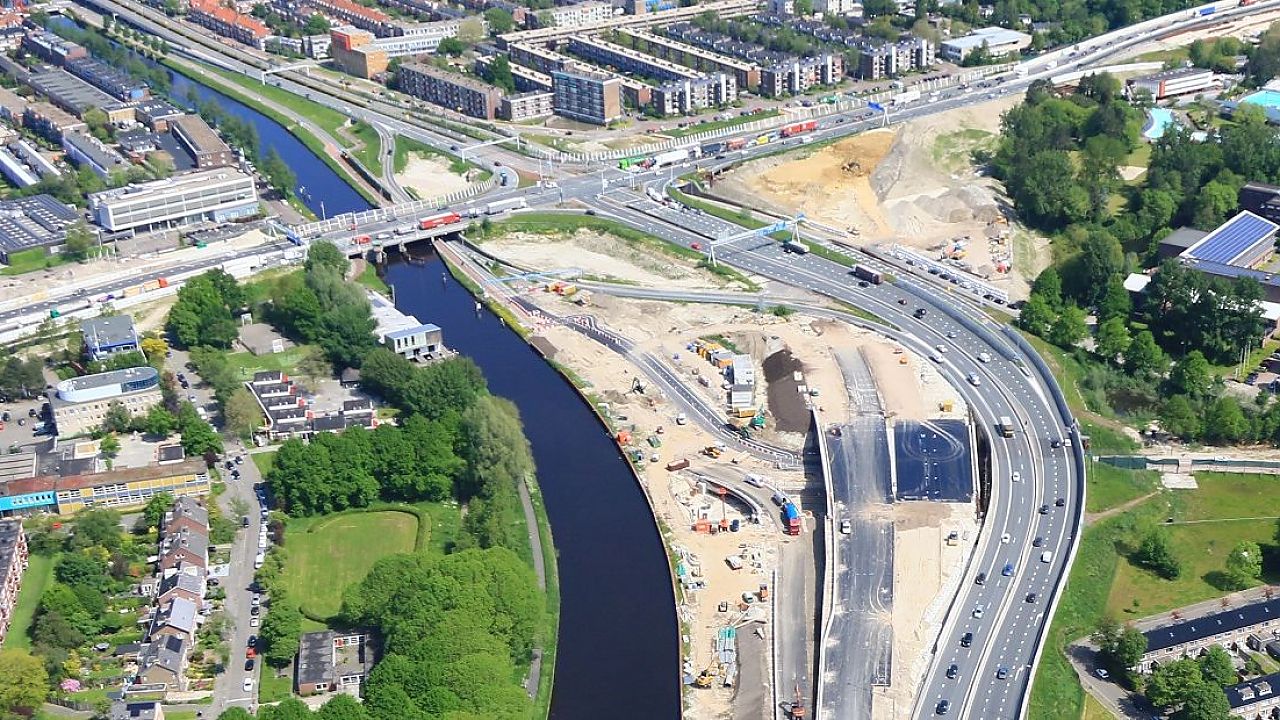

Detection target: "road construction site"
[460, 222, 984, 720]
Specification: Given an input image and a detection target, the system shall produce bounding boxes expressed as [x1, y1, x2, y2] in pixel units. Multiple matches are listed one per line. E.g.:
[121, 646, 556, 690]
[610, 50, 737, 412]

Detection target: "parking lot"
[0, 398, 52, 453]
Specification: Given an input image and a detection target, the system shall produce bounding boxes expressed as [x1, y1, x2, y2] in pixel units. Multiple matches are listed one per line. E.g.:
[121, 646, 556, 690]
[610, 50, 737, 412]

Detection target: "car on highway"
[960, 632, 972, 647]
[1051, 437, 1064, 448]
[975, 572, 986, 585]
[1026, 592, 1038, 603]
[1002, 562, 1014, 576]
[946, 664, 958, 679]
[1033, 537, 1044, 547]
[996, 666, 1009, 680]
[840, 519, 852, 534]
[972, 606, 984, 619]
[1056, 497, 1066, 507]
[1040, 551, 1054, 563]
[1000, 533, 1010, 544]
[967, 373, 981, 387]
[934, 344, 948, 353]
[978, 352, 992, 363]
[1011, 471, 1021, 483]
[936, 699, 951, 714]
[1038, 504, 1049, 515]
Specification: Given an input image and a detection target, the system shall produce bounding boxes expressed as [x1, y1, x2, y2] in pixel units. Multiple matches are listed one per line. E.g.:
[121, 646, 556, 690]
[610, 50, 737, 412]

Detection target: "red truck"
[780, 120, 818, 138]
[419, 211, 462, 230]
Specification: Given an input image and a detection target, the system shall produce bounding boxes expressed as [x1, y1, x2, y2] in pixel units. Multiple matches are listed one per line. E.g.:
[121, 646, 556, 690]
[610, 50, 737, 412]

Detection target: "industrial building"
[66, 57, 150, 102]
[62, 131, 129, 178]
[397, 62, 504, 120]
[21, 31, 88, 66]
[49, 366, 164, 437]
[552, 68, 623, 125]
[28, 69, 132, 121]
[0, 520, 28, 646]
[88, 169, 259, 233]
[188, 0, 270, 47]
[1127, 67, 1218, 100]
[171, 115, 234, 168]
[82, 316, 141, 361]
[0, 148, 38, 188]
[940, 27, 1032, 62]
[0, 194, 80, 264]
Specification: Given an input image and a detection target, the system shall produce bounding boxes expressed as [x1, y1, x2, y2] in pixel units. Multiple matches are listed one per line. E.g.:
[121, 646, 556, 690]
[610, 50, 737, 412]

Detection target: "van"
[745, 474, 766, 488]
[254, 553, 265, 569]
[1040, 551, 1053, 563]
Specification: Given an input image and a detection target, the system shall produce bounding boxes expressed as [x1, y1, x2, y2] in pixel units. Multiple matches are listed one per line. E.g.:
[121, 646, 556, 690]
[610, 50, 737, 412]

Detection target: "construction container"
[666, 459, 690, 472]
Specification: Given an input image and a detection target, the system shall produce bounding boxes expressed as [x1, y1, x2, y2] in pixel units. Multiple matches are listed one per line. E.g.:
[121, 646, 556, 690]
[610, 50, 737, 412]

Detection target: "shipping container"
[853, 265, 882, 284]
[618, 155, 647, 170]
[651, 148, 692, 168]
[780, 120, 818, 138]
[726, 137, 748, 151]
[485, 198, 527, 215]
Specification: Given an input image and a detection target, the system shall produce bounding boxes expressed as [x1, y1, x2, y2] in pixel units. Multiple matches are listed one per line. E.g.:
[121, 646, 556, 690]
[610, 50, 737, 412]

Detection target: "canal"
[385, 253, 680, 719]
[91, 23, 682, 716]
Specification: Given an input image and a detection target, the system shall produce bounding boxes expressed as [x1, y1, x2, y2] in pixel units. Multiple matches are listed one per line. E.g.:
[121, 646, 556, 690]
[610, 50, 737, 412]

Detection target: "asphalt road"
[823, 348, 894, 719]
[209, 447, 265, 716]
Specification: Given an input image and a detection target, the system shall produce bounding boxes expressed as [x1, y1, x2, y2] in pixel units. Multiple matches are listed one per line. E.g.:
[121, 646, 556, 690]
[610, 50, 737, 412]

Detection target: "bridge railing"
[293, 175, 497, 238]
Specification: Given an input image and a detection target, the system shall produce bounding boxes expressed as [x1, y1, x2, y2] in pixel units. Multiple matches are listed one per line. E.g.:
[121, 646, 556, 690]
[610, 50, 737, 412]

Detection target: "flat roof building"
[21, 31, 87, 66]
[397, 63, 504, 120]
[383, 323, 444, 361]
[1128, 66, 1217, 100]
[171, 115, 233, 169]
[552, 68, 622, 125]
[82, 316, 141, 361]
[28, 69, 129, 119]
[49, 367, 162, 437]
[940, 26, 1031, 62]
[62, 131, 129, 179]
[66, 57, 150, 102]
[89, 169, 259, 233]
[500, 91, 555, 121]
[0, 458, 211, 516]
[0, 194, 80, 264]
[1182, 211, 1278, 268]
[1139, 597, 1280, 673]
[1239, 182, 1280, 225]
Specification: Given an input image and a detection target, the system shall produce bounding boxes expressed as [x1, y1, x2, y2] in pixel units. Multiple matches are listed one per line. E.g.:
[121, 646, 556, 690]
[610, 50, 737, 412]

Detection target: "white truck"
[651, 147, 695, 169]
[892, 89, 921, 106]
[485, 198, 527, 215]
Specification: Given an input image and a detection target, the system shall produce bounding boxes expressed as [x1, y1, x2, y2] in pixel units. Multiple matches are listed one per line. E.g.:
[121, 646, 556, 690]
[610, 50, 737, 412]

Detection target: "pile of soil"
[763, 349, 809, 433]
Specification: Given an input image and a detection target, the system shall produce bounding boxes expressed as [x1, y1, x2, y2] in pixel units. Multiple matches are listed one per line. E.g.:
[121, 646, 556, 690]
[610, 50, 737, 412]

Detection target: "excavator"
[693, 658, 722, 688]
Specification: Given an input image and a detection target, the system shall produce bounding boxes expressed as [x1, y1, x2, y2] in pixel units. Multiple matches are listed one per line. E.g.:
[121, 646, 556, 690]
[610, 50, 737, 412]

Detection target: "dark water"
[384, 252, 681, 719]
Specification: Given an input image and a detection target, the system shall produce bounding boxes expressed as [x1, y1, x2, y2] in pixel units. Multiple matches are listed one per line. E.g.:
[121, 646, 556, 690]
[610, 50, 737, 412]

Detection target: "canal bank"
[384, 248, 682, 719]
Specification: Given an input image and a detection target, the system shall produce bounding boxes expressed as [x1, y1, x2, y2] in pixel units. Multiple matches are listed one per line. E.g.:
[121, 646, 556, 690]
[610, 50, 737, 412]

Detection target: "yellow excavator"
[694, 658, 722, 688]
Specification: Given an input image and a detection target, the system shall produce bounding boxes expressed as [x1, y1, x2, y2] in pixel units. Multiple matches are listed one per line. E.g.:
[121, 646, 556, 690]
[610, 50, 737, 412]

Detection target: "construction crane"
[716, 486, 729, 532]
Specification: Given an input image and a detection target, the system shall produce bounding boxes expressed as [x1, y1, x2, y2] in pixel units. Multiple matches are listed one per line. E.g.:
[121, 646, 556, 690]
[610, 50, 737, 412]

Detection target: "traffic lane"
[212, 449, 265, 711]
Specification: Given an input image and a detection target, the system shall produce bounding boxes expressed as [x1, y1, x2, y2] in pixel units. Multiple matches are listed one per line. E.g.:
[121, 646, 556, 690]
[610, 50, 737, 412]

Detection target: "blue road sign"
[868, 102, 884, 112]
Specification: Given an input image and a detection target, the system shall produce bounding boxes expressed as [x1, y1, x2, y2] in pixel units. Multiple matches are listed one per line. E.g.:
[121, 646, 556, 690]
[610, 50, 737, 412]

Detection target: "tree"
[62, 221, 96, 262]
[437, 37, 465, 56]
[1179, 679, 1232, 720]
[140, 336, 169, 365]
[69, 509, 122, 551]
[140, 404, 177, 438]
[483, 7, 513, 33]
[1169, 350, 1213, 398]
[260, 600, 302, 667]
[1018, 294, 1056, 335]
[317, 693, 370, 720]
[1031, 268, 1063, 308]
[165, 270, 243, 349]
[1098, 274, 1132, 322]
[1225, 540, 1263, 590]
[794, 0, 813, 13]
[55, 553, 109, 590]
[140, 492, 175, 532]
[100, 401, 133, 434]
[1204, 396, 1249, 445]
[1199, 645, 1237, 687]
[216, 709, 255, 720]
[1113, 627, 1148, 672]
[486, 55, 515, 94]
[177, 401, 222, 456]
[1134, 529, 1181, 579]
[1161, 395, 1202, 440]
[302, 12, 330, 34]
[1077, 230, 1124, 306]
[1125, 330, 1168, 378]
[224, 388, 262, 440]
[1095, 317, 1132, 363]
[1147, 658, 1206, 709]
[0, 650, 48, 716]
[99, 433, 120, 459]
[0, 357, 43, 399]
[261, 148, 297, 199]
[1048, 303, 1087, 347]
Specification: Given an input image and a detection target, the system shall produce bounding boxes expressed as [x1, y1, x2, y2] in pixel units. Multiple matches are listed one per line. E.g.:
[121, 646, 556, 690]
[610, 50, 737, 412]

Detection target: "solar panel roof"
[1184, 211, 1279, 266]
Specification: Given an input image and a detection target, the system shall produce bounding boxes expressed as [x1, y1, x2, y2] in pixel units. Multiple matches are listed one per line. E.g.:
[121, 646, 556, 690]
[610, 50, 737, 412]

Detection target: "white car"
[935, 344, 948, 353]
[1011, 472, 1022, 483]
[972, 606, 985, 619]
[1001, 533, 1011, 544]
[840, 519, 852, 534]
[250, 616, 260, 628]
[243, 678, 254, 693]
[978, 352, 992, 363]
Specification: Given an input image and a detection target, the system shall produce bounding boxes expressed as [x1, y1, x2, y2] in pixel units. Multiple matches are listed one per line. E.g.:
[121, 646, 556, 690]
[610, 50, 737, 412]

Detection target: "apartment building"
[760, 53, 844, 97]
[617, 28, 760, 91]
[21, 31, 88, 65]
[851, 36, 935, 80]
[552, 68, 622, 124]
[1226, 672, 1280, 719]
[477, 54, 554, 92]
[397, 62, 504, 120]
[0, 520, 28, 645]
[534, 1, 612, 28]
[171, 115, 234, 168]
[88, 169, 259, 233]
[188, 0, 269, 48]
[330, 20, 473, 78]
[567, 35, 702, 82]
[651, 73, 735, 115]
[62, 131, 129, 179]
[500, 90, 555, 121]
[311, 0, 395, 35]
[49, 367, 163, 436]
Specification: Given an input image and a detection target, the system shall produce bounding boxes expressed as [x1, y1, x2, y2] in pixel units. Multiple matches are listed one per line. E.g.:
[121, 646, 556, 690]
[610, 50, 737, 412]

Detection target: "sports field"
[282, 510, 418, 619]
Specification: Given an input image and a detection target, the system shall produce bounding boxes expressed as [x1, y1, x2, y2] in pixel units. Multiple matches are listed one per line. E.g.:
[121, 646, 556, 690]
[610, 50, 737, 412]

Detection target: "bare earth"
[716, 96, 1053, 299]
[395, 155, 474, 198]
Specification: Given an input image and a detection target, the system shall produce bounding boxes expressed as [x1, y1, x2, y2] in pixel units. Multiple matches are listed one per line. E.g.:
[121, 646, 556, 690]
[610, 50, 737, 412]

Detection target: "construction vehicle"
[703, 446, 723, 458]
[694, 659, 721, 688]
[787, 686, 807, 718]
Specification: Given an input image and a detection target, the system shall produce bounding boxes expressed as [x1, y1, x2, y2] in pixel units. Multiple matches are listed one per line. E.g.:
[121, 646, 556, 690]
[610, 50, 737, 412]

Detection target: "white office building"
[89, 169, 259, 233]
[940, 27, 1032, 62]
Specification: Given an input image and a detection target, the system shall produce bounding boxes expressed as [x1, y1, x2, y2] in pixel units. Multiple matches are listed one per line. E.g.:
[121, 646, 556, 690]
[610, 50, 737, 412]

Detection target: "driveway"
[209, 443, 266, 715]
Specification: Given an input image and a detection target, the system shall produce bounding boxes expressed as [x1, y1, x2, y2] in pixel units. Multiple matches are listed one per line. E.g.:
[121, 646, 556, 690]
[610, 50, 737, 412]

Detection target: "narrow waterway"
[384, 251, 681, 719]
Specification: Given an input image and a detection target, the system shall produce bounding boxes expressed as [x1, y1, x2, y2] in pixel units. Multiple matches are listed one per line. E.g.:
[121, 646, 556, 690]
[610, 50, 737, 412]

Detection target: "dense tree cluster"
[266, 243, 377, 370]
[358, 351, 487, 421]
[938, 0, 1203, 47]
[1133, 528, 1181, 580]
[266, 419, 463, 515]
[1093, 617, 1147, 684]
[1145, 649, 1238, 720]
[217, 695, 372, 720]
[0, 356, 43, 400]
[339, 548, 542, 720]
[166, 269, 245, 349]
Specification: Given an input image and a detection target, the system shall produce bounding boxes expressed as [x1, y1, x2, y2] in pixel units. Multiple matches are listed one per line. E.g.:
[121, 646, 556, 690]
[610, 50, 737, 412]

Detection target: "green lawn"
[355, 263, 389, 293]
[282, 510, 419, 619]
[202, 66, 353, 144]
[2, 248, 69, 276]
[5, 552, 55, 648]
[1086, 461, 1157, 514]
[165, 712, 199, 720]
[665, 109, 782, 138]
[251, 450, 276, 477]
[1106, 473, 1280, 619]
[223, 346, 321, 381]
[258, 670, 292, 703]
[1081, 694, 1114, 720]
[348, 121, 381, 173]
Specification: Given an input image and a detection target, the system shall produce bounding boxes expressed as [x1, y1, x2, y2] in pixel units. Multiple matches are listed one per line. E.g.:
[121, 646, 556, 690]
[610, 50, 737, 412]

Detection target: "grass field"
[251, 450, 276, 477]
[1086, 461, 1157, 514]
[1032, 472, 1280, 717]
[6, 552, 55, 648]
[282, 510, 419, 619]
[355, 263, 389, 293]
[1, 248, 66, 276]
[1107, 473, 1280, 620]
[348, 121, 382, 173]
[392, 136, 488, 180]
[257, 670, 292, 704]
[223, 347, 322, 381]
[1080, 694, 1114, 720]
